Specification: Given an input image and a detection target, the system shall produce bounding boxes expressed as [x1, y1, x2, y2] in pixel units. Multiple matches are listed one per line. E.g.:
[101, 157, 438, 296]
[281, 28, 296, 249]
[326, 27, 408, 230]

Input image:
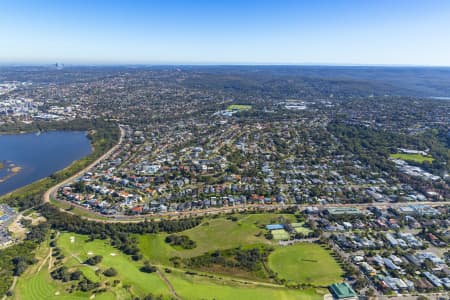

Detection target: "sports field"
[291, 222, 312, 234]
[226, 104, 252, 111]
[390, 153, 434, 163]
[271, 229, 290, 240]
[268, 243, 343, 286]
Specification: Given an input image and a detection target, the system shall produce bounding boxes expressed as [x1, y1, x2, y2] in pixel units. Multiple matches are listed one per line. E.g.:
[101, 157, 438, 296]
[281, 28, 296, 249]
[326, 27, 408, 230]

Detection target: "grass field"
[291, 222, 312, 234]
[13, 234, 119, 300]
[58, 233, 170, 297]
[14, 233, 171, 300]
[268, 243, 343, 286]
[390, 153, 434, 163]
[139, 213, 296, 263]
[293, 227, 311, 234]
[14, 259, 117, 300]
[165, 269, 325, 300]
[271, 229, 290, 240]
[227, 104, 252, 111]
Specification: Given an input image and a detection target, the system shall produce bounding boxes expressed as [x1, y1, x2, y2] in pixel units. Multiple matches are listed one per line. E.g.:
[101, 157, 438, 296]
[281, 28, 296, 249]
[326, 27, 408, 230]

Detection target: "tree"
[103, 267, 118, 277]
[84, 255, 103, 266]
[140, 261, 157, 273]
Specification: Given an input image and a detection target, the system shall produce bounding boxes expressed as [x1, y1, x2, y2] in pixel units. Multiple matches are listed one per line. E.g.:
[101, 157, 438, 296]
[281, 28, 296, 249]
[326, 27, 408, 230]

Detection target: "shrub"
[103, 267, 118, 277]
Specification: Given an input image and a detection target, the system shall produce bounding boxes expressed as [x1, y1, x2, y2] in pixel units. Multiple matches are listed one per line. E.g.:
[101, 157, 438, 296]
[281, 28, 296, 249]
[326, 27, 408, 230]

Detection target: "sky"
[1, 0, 450, 65]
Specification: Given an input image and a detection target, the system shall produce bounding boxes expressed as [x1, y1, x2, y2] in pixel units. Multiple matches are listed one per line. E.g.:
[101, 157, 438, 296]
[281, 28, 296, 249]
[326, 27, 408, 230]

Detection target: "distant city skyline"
[1, 0, 450, 66]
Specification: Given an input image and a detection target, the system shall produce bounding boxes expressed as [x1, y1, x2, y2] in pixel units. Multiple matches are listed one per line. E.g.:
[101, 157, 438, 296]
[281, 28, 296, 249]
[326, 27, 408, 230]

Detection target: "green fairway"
[268, 243, 343, 286]
[14, 259, 117, 300]
[390, 153, 434, 163]
[13, 239, 120, 300]
[165, 270, 325, 300]
[227, 104, 252, 111]
[139, 213, 295, 263]
[14, 233, 171, 300]
[57, 233, 170, 297]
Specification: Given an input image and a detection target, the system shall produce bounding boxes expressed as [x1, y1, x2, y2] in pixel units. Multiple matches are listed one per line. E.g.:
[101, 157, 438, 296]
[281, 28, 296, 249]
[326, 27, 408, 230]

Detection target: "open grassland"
[390, 153, 434, 163]
[268, 243, 343, 286]
[165, 269, 325, 300]
[226, 104, 252, 111]
[139, 213, 295, 264]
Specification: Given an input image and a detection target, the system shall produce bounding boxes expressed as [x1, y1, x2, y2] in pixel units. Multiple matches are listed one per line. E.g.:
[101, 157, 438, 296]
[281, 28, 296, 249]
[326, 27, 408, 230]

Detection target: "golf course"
[12, 213, 341, 300]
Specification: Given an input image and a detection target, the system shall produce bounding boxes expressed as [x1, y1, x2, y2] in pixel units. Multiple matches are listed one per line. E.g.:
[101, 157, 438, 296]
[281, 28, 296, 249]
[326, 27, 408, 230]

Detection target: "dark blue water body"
[0, 131, 91, 196]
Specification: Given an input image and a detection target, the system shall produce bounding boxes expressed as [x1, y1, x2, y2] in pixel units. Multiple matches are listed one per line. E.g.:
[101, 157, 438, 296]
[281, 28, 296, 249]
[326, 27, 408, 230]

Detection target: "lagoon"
[0, 131, 91, 196]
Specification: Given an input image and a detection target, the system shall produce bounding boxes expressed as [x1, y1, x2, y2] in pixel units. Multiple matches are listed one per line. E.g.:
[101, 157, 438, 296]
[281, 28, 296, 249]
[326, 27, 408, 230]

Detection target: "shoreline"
[0, 131, 90, 198]
[43, 125, 125, 206]
[0, 161, 22, 185]
[0, 126, 113, 200]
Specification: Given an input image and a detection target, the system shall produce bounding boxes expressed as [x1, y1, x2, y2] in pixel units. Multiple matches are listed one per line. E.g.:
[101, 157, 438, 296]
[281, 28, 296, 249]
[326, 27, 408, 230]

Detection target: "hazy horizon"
[2, 0, 450, 66]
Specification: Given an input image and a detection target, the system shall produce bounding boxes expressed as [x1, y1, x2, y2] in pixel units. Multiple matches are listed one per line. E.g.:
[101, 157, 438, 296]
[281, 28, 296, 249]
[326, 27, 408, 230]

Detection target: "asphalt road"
[42, 125, 125, 206]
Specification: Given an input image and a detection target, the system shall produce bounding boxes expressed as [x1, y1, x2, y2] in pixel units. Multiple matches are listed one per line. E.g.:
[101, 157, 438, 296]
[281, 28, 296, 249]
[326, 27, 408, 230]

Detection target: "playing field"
[227, 104, 252, 111]
[268, 243, 343, 286]
[291, 222, 312, 234]
[390, 153, 434, 163]
[271, 229, 290, 240]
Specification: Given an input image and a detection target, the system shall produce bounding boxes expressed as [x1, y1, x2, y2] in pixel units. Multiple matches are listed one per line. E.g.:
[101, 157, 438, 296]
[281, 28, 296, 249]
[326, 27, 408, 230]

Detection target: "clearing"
[226, 104, 252, 111]
[268, 243, 343, 286]
[390, 153, 434, 163]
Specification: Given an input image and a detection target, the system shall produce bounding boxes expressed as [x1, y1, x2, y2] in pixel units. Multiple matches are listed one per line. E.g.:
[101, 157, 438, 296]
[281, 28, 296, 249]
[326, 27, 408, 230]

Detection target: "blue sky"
[1, 0, 450, 65]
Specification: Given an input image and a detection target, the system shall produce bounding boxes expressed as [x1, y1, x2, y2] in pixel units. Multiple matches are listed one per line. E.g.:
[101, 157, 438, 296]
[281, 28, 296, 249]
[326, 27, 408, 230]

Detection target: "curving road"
[42, 125, 125, 205]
